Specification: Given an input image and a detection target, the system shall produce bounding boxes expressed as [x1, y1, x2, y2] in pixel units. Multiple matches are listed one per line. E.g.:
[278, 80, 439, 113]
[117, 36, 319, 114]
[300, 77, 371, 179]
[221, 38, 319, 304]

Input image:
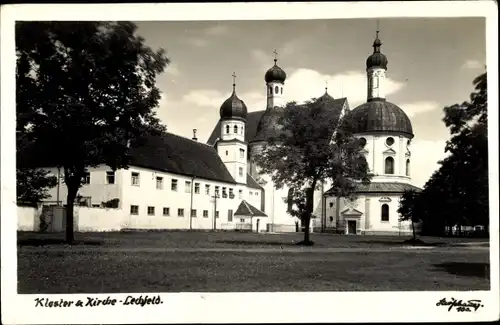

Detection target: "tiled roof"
[325, 182, 422, 195]
[206, 98, 347, 146]
[246, 173, 264, 190]
[234, 200, 267, 217]
[129, 133, 236, 184]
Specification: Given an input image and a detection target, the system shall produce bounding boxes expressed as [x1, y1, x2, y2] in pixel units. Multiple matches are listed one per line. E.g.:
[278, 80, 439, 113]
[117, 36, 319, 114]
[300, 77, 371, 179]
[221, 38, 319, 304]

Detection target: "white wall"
[120, 166, 264, 231]
[356, 133, 412, 184]
[43, 166, 123, 207]
[217, 141, 247, 184]
[17, 206, 41, 231]
[76, 207, 124, 232]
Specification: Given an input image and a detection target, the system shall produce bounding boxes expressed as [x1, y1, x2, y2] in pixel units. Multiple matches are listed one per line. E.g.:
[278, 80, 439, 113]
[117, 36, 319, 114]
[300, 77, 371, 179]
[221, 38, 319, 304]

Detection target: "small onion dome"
[219, 89, 248, 122]
[317, 90, 334, 103]
[366, 31, 388, 70]
[350, 99, 413, 137]
[265, 59, 287, 83]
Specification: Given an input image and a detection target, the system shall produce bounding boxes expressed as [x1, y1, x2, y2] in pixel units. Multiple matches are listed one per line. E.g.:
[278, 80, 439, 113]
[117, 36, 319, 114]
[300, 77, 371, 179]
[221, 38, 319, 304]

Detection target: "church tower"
[265, 50, 287, 109]
[216, 72, 248, 184]
[366, 31, 389, 102]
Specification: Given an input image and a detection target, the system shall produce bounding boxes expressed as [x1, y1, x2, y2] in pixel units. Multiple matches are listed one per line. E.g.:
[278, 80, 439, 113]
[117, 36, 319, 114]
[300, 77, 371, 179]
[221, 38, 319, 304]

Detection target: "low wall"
[76, 207, 124, 232]
[17, 206, 41, 231]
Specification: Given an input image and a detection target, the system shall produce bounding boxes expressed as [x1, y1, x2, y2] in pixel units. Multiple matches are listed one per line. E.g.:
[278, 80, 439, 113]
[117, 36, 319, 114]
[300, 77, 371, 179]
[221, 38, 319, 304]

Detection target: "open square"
[17, 231, 490, 293]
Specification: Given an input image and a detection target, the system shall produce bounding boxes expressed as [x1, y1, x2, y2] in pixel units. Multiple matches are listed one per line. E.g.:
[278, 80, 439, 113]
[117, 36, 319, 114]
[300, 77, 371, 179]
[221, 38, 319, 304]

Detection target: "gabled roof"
[246, 173, 264, 190]
[325, 182, 422, 195]
[129, 133, 236, 184]
[234, 200, 267, 217]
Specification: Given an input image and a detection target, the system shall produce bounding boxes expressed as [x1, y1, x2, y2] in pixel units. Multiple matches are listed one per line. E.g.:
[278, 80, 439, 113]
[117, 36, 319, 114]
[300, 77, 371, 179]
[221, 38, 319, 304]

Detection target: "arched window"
[281, 87, 283, 94]
[385, 157, 394, 174]
[406, 159, 410, 176]
[234, 125, 238, 134]
[381, 204, 389, 221]
[241, 126, 244, 134]
[225, 125, 230, 134]
[275, 86, 279, 94]
[269, 87, 273, 95]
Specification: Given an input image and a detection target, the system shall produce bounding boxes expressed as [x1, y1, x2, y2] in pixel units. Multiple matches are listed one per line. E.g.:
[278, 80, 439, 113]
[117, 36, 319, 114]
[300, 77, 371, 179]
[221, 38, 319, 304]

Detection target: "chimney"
[192, 129, 198, 141]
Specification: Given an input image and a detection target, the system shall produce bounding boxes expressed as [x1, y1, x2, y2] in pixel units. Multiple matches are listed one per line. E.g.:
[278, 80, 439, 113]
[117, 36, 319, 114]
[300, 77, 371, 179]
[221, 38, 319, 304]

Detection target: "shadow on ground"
[365, 240, 446, 247]
[215, 240, 300, 247]
[17, 239, 103, 247]
[433, 262, 490, 279]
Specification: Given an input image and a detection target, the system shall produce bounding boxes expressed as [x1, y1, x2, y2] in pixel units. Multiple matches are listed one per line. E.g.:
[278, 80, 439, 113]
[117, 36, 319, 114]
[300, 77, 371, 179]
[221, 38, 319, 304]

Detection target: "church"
[31, 31, 420, 235]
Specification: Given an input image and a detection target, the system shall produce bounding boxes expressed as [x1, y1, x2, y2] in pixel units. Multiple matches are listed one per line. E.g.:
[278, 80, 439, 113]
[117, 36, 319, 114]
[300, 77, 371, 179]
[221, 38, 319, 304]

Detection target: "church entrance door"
[347, 220, 357, 235]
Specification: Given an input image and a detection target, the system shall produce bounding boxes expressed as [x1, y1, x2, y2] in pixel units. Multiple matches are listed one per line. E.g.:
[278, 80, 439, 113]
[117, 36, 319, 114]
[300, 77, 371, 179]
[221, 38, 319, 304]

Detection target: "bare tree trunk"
[65, 189, 76, 244]
[411, 219, 416, 241]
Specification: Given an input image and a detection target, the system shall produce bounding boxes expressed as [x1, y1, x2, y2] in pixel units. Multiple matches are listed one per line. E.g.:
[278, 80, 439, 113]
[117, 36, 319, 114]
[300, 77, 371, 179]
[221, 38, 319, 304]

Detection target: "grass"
[17, 231, 490, 293]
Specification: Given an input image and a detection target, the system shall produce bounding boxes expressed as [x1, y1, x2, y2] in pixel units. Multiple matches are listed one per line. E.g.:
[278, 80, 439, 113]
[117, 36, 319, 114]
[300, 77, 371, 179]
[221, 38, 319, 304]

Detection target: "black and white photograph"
[1, 1, 498, 324]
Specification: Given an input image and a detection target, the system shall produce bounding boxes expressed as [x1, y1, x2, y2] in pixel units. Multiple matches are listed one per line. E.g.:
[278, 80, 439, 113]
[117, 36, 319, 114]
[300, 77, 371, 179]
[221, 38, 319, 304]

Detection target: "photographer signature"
[436, 298, 484, 312]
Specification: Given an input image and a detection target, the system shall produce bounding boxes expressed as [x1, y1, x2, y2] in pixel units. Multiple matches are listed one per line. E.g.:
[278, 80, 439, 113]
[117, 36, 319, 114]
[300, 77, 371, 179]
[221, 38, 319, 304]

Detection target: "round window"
[386, 137, 395, 146]
[359, 137, 367, 148]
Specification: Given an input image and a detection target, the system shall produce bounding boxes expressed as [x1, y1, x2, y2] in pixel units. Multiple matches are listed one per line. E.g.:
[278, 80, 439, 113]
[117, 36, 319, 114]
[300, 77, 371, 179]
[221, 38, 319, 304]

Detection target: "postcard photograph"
[1, 1, 498, 324]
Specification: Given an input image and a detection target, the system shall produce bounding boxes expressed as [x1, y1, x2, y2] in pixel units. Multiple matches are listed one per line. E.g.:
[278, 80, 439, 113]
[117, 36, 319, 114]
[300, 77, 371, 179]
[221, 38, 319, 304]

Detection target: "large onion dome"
[350, 100, 413, 137]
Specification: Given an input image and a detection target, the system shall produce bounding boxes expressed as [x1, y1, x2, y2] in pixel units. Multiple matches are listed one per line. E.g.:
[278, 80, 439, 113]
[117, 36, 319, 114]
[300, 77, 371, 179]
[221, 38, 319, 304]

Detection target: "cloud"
[462, 59, 484, 70]
[165, 64, 180, 76]
[203, 24, 228, 36]
[409, 139, 449, 188]
[399, 101, 440, 118]
[284, 68, 405, 108]
[185, 38, 209, 48]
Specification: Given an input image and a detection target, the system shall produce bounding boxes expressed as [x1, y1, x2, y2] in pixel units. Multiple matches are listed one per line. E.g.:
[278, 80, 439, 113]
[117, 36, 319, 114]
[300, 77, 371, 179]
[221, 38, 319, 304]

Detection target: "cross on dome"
[232, 72, 237, 92]
[273, 49, 279, 64]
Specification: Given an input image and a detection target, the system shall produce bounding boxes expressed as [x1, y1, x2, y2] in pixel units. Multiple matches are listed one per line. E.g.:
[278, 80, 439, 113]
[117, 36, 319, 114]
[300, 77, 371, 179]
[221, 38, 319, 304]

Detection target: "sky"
[133, 17, 486, 188]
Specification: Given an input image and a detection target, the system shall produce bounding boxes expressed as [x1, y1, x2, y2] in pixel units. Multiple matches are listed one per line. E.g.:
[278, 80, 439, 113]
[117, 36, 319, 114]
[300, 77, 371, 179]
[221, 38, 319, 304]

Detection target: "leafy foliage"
[17, 168, 57, 206]
[398, 189, 421, 240]
[400, 72, 488, 236]
[254, 98, 371, 243]
[16, 21, 169, 242]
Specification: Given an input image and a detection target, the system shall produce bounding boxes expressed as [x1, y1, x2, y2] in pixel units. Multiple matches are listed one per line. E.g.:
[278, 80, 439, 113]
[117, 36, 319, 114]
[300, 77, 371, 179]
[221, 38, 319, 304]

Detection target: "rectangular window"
[238, 189, 243, 199]
[215, 186, 220, 197]
[131, 172, 140, 186]
[239, 148, 245, 159]
[215, 211, 219, 219]
[171, 179, 178, 191]
[147, 206, 155, 216]
[185, 181, 192, 193]
[194, 183, 200, 194]
[238, 167, 243, 177]
[229, 188, 234, 199]
[178, 208, 184, 217]
[228, 209, 233, 222]
[163, 207, 170, 216]
[130, 205, 139, 215]
[222, 187, 228, 198]
[191, 209, 197, 218]
[205, 184, 210, 195]
[156, 176, 163, 189]
[240, 218, 245, 223]
[83, 172, 91, 184]
[203, 210, 209, 218]
[106, 171, 115, 184]
[255, 191, 258, 196]
[249, 191, 253, 196]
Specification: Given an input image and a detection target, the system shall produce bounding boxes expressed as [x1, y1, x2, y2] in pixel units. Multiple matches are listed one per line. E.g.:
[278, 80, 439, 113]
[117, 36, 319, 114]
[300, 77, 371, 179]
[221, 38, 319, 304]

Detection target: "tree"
[398, 189, 421, 241]
[16, 169, 57, 206]
[399, 71, 488, 236]
[16, 21, 169, 243]
[254, 99, 371, 245]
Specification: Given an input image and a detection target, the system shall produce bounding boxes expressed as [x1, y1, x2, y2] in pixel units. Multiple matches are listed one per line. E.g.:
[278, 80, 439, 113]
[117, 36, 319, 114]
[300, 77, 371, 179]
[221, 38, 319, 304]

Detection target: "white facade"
[266, 81, 285, 108]
[367, 67, 387, 100]
[41, 163, 266, 232]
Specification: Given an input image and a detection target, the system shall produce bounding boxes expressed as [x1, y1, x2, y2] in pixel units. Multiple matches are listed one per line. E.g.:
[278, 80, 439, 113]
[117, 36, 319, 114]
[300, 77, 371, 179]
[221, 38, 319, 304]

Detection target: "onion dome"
[251, 106, 284, 143]
[366, 31, 388, 70]
[219, 73, 248, 121]
[350, 100, 413, 137]
[265, 57, 287, 83]
[317, 84, 334, 103]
